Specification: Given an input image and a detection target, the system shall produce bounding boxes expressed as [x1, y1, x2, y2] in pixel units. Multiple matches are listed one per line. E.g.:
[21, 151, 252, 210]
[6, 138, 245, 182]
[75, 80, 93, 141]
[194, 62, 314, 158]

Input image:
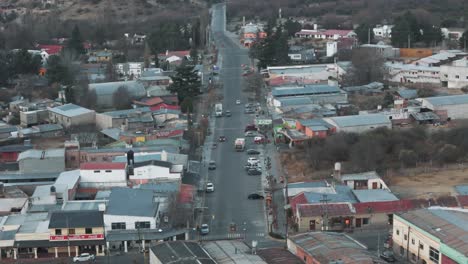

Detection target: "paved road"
[9, 254, 145, 264]
[200, 4, 268, 246]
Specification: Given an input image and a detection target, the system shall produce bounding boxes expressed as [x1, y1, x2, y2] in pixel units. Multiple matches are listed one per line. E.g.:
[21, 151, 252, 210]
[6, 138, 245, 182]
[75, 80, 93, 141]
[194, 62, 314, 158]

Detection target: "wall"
[150, 250, 163, 264]
[425, 102, 468, 120]
[440, 65, 468, 89]
[49, 227, 104, 238]
[95, 113, 114, 130]
[19, 157, 65, 173]
[79, 169, 127, 188]
[103, 215, 157, 233]
[354, 213, 389, 229]
[297, 215, 322, 233]
[49, 111, 95, 128]
[132, 165, 180, 182]
[399, 48, 432, 58]
[66, 149, 127, 169]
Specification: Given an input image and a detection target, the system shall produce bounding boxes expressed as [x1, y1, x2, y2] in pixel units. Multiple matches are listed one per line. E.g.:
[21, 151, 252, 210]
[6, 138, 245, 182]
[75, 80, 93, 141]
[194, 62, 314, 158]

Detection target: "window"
[419, 243, 424, 250]
[111, 222, 126, 230]
[362, 218, 370, 225]
[455, 75, 460, 79]
[85, 228, 92, 234]
[411, 238, 415, 245]
[55, 229, 62, 235]
[94, 170, 100, 173]
[429, 247, 439, 262]
[105, 170, 112, 173]
[303, 256, 307, 261]
[135, 221, 151, 229]
[91, 157, 97, 161]
[404, 234, 407, 240]
[68, 228, 75, 235]
[396, 230, 400, 236]
[70, 156, 76, 161]
[411, 253, 416, 261]
[400, 246, 405, 256]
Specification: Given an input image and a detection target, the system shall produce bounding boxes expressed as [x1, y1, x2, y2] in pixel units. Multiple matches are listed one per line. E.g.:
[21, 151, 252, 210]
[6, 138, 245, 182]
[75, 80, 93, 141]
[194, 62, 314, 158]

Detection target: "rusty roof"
[297, 203, 354, 218]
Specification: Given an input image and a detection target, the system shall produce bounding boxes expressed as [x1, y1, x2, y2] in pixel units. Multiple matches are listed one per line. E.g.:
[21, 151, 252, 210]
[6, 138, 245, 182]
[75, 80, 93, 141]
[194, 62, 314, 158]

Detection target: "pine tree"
[68, 25, 85, 55]
[168, 63, 201, 102]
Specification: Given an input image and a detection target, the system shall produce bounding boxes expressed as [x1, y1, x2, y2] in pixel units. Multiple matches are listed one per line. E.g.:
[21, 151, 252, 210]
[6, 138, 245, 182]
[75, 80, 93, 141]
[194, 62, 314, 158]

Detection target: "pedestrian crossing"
[199, 232, 266, 241]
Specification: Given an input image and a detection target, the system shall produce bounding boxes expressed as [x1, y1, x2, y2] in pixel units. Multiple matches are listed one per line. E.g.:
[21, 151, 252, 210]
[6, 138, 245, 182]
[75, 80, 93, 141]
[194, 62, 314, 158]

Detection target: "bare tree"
[113, 85, 131, 110]
[244, 72, 264, 101]
[342, 48, 388, 86]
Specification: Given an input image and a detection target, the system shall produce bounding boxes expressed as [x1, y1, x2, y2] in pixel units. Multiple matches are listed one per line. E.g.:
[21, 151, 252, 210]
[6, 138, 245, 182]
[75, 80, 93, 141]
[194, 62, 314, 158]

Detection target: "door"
[372, 182, 378, 189]
[356, 218, 362, 228]
[309, 220, 316, 231]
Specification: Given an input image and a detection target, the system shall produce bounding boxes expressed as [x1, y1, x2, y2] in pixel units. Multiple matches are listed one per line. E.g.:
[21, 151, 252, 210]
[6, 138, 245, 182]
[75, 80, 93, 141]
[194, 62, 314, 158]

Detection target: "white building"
[419, 94, 468, 120]
[340, 171, 390, 190]
[131, 160, 182, 185]
[441, 27, 465, 40]
[30, 170, 80, 205]
[373, 25, 393, 38]
[326, 41, 338, 57]
[440, 58, 468, 88]
[324, 113, 392, 133]
[79, 162, 127, 188]
[385, 62, 440, 84]
[295, 29, 356, 40]
[48, 104, 96, 129]
[115, 62, 144, 78]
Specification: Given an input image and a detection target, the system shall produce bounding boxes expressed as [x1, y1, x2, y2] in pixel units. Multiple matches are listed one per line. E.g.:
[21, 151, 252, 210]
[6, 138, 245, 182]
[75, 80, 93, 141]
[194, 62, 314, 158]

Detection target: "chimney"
[333, 162, 341, 181]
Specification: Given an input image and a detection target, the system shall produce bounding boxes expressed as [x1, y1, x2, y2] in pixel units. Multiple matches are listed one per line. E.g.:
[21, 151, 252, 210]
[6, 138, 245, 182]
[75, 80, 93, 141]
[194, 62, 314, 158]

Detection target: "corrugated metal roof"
[341, 171, 380, 181]
[326, 114, 391, 127]
[423, 94, 468, 106]
[354, 200, 415, 214]
[303, 185, 358, 204]
[272, 85, 340, 97]
[49, 210, 103, 228]
[17, 148, 65, 161]
[298, 203, 355, 217]
[89, 80, 146, 96]
[48, 103, 94, 117]
[455, 185, 468, 195]
[106, 188, 158, 217]
[102, 107, 152, 118]
[352, 189, 399, 203]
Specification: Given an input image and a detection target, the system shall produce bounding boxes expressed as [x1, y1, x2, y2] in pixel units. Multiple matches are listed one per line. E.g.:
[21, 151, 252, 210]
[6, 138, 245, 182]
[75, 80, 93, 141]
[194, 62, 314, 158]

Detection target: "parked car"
[225, 110, 231, 117]
[247, 157, 259, 163]
[200, 224, 210, 235]
[206, 182, 214, 192]
[208, 161, 216, 170]
[244, 124, 257, 132]
[248, 168, 262, 175]
[246, 149, 260, 155]
[380, 250, 396, 262]
[254, 136, 267, 144]
[236, 99, 241, 105]
[245, 103, 253, 108]
[219, 136, 226, 142]
[248, 193, 264, 199]
[244, 108, 255, 114]
[244, 163, 262, 170]
[73, 253, 95, 262]
[244, 131, 257, 137]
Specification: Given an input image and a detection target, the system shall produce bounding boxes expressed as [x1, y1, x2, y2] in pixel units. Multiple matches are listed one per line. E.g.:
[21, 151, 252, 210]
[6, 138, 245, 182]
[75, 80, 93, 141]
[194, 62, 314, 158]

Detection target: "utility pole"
[368, 28, 371, 44]
[408, 34, 411, 48]
[319, 194, 330, 231]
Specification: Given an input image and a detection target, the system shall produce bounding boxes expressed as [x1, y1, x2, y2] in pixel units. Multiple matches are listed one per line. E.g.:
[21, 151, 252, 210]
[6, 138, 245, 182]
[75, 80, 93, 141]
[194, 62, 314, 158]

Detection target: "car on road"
[244, 124, 257, 132]
[73, 253, 95, 262]
[246, 149, 260, 155]
[206, 182, 214, 192]
[236, 99, 241, 105]
[245, 103, 253, 108]
[200, 224, 210, 235]
[379, 250, 396, 262]
[244, 131, 257, 137]
[245, 163, 262, 170]
[225, 110, 231, 117]
[254, 136, 267, 144]
[248, 193, 264, 200]
[244, 108, 255, 114]
[247, 168, 262, 175]
[208, 161, 216, 170]
[247, 157, 259, 163]
[218, 136, 226, 142]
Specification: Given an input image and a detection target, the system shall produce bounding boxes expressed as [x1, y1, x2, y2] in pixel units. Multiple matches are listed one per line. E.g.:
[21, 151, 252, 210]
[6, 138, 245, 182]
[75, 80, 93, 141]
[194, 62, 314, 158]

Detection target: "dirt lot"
[386, 168, 468, 198]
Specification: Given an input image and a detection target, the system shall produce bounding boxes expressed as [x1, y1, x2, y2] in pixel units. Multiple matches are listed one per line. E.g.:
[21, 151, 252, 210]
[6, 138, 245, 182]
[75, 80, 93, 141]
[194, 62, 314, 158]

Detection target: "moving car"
[73, 253, 95, 262]
[206, 182, 214, 192]
[248, 193, 264, 199]
[247, 168, 262, 175]
[208, 161, 216, 170]
[244, 131, 257, 137]
[218, 136, 226, 142]
[225, 110, 231, 117]
[236, 99, 241, 105]
[379, 250, 396, 262]
[244, 108, 255, 114]
[200, 224, 210, 235]
[246, 149, 260, 155]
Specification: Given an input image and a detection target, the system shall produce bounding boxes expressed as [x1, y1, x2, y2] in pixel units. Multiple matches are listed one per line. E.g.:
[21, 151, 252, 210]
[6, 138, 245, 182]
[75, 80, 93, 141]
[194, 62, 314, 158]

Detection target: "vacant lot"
[386, 168, 468, 198]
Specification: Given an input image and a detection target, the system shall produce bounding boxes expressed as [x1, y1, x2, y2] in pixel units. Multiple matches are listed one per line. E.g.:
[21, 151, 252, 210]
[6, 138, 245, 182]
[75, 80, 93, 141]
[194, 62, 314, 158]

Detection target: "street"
[199, 4, 269, 246]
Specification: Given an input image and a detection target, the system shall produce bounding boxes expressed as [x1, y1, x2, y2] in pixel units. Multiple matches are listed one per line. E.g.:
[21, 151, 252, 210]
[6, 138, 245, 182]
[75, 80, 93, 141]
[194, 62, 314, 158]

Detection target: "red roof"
[268, 76, 322, 86]
[158, 50, 190, 58]
[154, 129, 184, 138]
[290, 192, 308, 214]
[298, 203, 353, 217]
[37, 44, 64, 55]
[134, 97, 164, 106]
[150, 103, 181, 111]
[80, 162, 127, 170]
[354, 200, 415, 215]
[178, 184, 194, 204]
[457, 195, 468, 208]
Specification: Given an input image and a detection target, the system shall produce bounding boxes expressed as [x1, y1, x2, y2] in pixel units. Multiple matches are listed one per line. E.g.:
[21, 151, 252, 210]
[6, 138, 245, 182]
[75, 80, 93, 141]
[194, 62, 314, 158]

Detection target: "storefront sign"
[50, 234, 104, 241]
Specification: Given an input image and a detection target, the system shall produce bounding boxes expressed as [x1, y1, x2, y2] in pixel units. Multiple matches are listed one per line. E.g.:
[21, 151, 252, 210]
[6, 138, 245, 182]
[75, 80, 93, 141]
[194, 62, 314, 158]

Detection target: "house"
[150, 241, 217, 264]
[353, 199, 415, 229]
[0, 185, 29, 216]
[89, 80, 146, 108]
[158, 50, 190, 66]
[295, 29, 356, 40]
[240, 22, 267, 48]
[288, 46, 315, 64]
[440, 57, 468, 88]
[295, 203, 355, 232]
[104, 188, 163, 252]
[36, 44, 63, 56]
[338, 171, 389, 190]
[16, 124, 64, 138]
[89, 50, 113, 63]
[373, 24, 393, 38]
[419, 94, 468, 120]
[20, 110, 49, 127]
[0, 144, 32, 163]
[130, 160, 182, 184]
[385, 62, 441, 84]
[78, 63, 107, 83]
[360, 43, 399, 58]
[441, 28, 465, 40]
[413, 50, 466, 67]
[138, 69, 172, 87]
[30, 170, 80, 206]
[95, 107, 152, 130]
[17, 148, 65, 173]
[79, 162, 127, 189]
[393, 208, 468, 264]
[295, 119, 332, 138]
[48, 210, 105, 257]
[287, 232, 377, 264]
[48, 104, 95, 128]
[323, 113, 392, 133]
[115, 62, 144, 78]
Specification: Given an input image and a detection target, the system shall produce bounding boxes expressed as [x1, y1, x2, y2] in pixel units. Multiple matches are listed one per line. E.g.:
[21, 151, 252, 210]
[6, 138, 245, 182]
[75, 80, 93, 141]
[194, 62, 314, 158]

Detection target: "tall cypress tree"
[68, 25, 85, 55]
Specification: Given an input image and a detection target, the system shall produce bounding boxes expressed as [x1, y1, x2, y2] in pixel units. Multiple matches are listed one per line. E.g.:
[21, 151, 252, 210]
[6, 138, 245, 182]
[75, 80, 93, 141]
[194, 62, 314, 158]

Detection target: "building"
[393, 208, 468, 264]
[20, 110, 49, 127]
[295, 29, 356, 40]
[385, 62, 441, 84]
[48, 104, 95, 129]
[0, 185, 29, 216]
[295, 203, 355, 232]
[131, 160, 182, 184]
[339, 171, 389, 190]
[295, 119, 332, 138]
[95, 107, 152, 130]
[270, 85, 348, 105]
[0, 144, 32, 163]
[361, 43, 399, 58]
[420, 94, 468, 120]
[265, 64, 345, 83]
[48, 210, 105, 257]
[17, 148, 65, 173]
[240, 22, 267, 48]
[373, 25, 393, 38]
[115, 62, 144, 78]
[287, 232, 377, 264]
[79, 162, 127, 189]
[288, 46, 315, 64]
[414, 50, 466, 67]
[354, 199, 415, 229]
[16, 124, 64, 138]
[89, 81, 146, 108]
[440, 58, 468, 88]
[30, 170, 80, 206]
[150, 241, 216, 264]
[323, 114, 392, 133]
[441, 28, 465, 40]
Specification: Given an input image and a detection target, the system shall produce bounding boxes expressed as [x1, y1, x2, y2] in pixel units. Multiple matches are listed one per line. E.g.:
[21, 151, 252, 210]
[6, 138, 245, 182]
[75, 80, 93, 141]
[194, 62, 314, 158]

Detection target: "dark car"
[380, 250, 396, 262]
[208, 161, 216, 170]
[246, 149, 260, 155]
[244, 124, 257, 132]
[248, 193, 264, 199]
[225, 110, 231, 117]
[218, 136, 226, 142]
[247, 168, 262, 175]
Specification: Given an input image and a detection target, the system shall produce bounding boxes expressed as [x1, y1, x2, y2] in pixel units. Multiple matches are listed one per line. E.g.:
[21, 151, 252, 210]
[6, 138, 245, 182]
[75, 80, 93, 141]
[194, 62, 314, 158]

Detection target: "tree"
[391, 12, 421, 48]
[382, 92, 394, 108]
[459, 30, 468, 50]
[342, 48, 387, 86]
[180, 97, 194, 113]
[250, 22, 290, 69]
[68, 25, 85, 55]
[417, 88, 436, 98]
[355, 23, 374, 44]
[147, 22, 191, 55]
[168, 63, 201, 102]
[46, 55, 73, 85]
[399, 149, 418, 167]
[420, 25, 443, 47]
[284, 19, 302, 37]
[435, 144, 460, 165]
[12, 49, 42, 75]
[113, 86, 132, 110]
